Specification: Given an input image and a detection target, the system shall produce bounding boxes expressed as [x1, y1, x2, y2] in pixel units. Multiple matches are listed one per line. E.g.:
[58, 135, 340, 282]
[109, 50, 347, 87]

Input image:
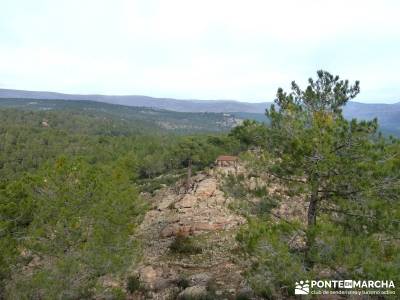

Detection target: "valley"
[1, 89, 399, 136]
[1, 72, 399, 299]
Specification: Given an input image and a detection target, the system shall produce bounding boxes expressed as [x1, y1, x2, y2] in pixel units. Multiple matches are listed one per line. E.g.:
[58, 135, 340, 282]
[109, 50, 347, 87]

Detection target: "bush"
[169, 235, 202, 255]
[109, 288, 126, 300]
[176, 276, 190, 289]
[127, 275, 141, 293]
[235, 292, 253, 300]
[236, 219, 308, 298]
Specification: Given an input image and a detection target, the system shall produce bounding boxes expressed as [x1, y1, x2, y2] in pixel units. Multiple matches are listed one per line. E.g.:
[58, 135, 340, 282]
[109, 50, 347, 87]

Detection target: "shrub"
[127, 275, 141, 293]
[176, 276, 190, 289]
[169, 235, 202, 255]
[235, 292, 252, 300]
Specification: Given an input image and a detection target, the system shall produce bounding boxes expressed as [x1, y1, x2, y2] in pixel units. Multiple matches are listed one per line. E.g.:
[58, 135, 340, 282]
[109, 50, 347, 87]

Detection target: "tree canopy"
[234, 71, 400, 297]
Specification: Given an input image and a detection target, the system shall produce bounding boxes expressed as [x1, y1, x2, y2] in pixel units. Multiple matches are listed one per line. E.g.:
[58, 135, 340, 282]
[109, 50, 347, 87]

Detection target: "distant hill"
[0, 88, 269, 113]
[342, 101, 400, 136]
[1, 88, 399, 136]
[0, 98, 242, 134]
[235, 104, 400, 136]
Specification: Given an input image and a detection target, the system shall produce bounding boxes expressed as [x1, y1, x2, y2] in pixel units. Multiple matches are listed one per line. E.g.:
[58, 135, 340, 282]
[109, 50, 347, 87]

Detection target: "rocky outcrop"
[177, 286, 207, 299]
[193, 178, 217, 197]
[156, 176, 245, 239]
[132, 171, 249, 299]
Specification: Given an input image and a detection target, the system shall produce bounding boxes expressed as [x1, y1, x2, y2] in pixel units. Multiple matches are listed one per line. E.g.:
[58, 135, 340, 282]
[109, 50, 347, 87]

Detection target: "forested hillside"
[0, 88, 269, 113]
[2, 91, 399, 136]
[1, 72, 399, 299]
[0, 104, 241, 298]
[0, 99, 242, 134]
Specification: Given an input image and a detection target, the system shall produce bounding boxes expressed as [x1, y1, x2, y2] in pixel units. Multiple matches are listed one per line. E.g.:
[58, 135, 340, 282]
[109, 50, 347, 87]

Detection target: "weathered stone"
[215, 216, 230, 224]
[195, 178, 217, 197]
[135, 165, 251, 298]
[153, 278, 175, 291]
[99, 275, 120, 288]
[157, 196, 176, 210]
[160, 224, 191, 238]
[197, 200, 209, 209]
[192, 222, 223, 232]
[177, 207, 195, 215]
[189, 273, 211, 286]
[177, 286, 207, 299]
[139, 266, 158, 289]
[192, 173, 207, 182]
[160, 224, 180, 237]
[214, 195, 226, 205]
[176, 194, 197, 208]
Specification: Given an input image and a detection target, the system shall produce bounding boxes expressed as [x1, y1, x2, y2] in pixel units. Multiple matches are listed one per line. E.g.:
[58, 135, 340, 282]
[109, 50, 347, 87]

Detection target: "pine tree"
[263, 70, 400, 270]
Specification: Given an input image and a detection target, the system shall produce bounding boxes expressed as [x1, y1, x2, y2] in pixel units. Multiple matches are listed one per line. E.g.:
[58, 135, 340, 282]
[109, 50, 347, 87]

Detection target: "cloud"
[0, 0, 399, 102]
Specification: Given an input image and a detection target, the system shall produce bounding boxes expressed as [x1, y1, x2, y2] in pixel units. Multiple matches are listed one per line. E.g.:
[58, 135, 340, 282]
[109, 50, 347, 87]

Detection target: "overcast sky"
[1, 0, 400, 103]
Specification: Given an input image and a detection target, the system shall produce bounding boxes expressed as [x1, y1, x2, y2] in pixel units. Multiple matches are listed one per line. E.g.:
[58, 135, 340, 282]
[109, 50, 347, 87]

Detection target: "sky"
[1, 0, 400, 103]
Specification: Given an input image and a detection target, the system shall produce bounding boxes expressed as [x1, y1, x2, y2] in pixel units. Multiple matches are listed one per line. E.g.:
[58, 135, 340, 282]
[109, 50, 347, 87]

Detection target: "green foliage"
[222, 174, 247, 199]
[3, 75, 398, 298]
[108, 288, 127, 300]
[2, 158, 146, 298]
[176, 276, 190, 289]
[0, 98, 239, 134]
[237, 220, 309, 298]
[236, 71, 400, 297]
[171, 135, 240, 169]
[229, 119, 267, 148]
[127, 275, 142, 293]
[235, 293, 253, 300]
[222, 174, 278, 218]
[0, 105, 237, 298]
[169, 235, 203, 255]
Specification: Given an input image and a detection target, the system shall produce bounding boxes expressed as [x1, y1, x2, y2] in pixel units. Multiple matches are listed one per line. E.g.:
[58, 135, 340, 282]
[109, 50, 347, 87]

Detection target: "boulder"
[195, 179, 217, 197]
[189, 273, 211, 286]
[157, 196, 176, 210]
[160, 224, 191, 238]
[160, 224, 180, 238]
[138, 266, 158, 289]
[176, 194, 197, 208]
[177, 286, 208, 299]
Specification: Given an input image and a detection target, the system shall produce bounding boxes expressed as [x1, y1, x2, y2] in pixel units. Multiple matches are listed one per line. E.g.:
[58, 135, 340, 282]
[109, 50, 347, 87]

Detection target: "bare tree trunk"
[186, 159, 192, 192]
[307, 192, 318, 227]
[305, 188, 318, 270]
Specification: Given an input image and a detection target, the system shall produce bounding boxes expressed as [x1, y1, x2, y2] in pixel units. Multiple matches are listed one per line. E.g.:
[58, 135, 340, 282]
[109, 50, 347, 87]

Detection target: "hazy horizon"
[1, 87, 399, 105]
[1, 0, 400, 104]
